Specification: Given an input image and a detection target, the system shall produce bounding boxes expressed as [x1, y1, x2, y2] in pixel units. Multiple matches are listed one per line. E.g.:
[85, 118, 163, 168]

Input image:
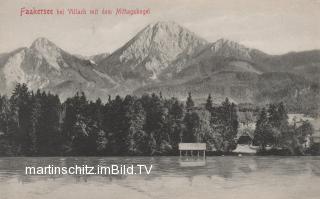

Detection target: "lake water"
[1, 156, 320, 199]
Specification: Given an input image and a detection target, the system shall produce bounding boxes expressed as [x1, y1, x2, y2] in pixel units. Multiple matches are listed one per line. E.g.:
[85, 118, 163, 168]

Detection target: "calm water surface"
[1, 156, 320, 199]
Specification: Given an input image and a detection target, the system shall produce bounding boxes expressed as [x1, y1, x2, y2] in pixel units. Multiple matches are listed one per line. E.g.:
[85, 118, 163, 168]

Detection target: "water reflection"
[0, 156, 320, 199]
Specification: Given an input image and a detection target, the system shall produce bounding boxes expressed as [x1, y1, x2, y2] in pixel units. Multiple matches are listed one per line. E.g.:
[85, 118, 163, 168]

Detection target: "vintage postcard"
[0, 0, 319, 199]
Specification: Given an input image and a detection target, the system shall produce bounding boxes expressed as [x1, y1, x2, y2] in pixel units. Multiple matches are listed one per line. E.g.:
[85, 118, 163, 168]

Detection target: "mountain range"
[0, 21, 319, 112]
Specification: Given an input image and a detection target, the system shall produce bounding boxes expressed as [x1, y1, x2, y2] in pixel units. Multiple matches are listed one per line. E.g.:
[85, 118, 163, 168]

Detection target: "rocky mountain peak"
[142, 21, 207, 46]
[148, 21, 179, 28]
[99, 21, 208, 81]
[118, 21, 208, 60]
[30, 37, 59, 51]
[145, 21, 189, 36]
[209, 38, 252, 60]
[0, 21, 319, 106]
[30, 37, 63, 58]
[29, 37, 64, 71]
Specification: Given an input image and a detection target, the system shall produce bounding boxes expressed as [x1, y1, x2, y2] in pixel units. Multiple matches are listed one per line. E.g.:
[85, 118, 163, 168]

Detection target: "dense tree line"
[0, 84, 239, 156]
[0, 84, 62, 156]
[0, 84, 317, 156]
[253, 102, 315, 155]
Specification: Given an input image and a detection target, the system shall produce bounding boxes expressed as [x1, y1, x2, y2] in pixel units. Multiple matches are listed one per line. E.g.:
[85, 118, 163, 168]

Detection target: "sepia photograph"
[0, 0, 320, 198]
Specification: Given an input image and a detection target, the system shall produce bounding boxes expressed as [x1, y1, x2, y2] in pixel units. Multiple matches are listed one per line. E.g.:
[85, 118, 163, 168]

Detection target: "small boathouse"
[178, 143, 206, 159]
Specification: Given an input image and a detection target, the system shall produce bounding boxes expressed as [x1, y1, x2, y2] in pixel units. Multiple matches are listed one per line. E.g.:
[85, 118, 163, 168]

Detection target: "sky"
[0, 0, 319, 56]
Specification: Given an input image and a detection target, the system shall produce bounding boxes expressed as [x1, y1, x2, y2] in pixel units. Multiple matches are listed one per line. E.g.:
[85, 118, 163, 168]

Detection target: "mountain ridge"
[0, 37, 116, 100]
[96, 21, 209, 82]
[0, 22, 319, 114]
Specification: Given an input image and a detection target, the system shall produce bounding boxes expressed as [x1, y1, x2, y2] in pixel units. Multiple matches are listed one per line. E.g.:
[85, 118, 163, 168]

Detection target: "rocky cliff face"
[97, 21, 208, 82]
[205, 38, 252, 60]
[0, 38, 116, 100]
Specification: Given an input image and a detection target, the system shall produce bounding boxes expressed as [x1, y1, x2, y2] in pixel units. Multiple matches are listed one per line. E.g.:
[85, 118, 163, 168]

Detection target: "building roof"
[237, 129, 254, 139]
[179, 143, 206, 150]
